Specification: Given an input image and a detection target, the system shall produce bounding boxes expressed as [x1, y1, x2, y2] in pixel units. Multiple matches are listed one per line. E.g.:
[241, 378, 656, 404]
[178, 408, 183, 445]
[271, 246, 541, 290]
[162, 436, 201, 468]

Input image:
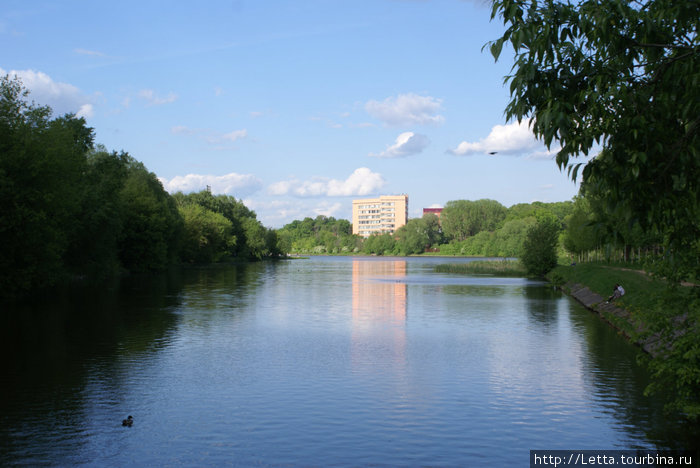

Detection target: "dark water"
[1, 257, 696, 466]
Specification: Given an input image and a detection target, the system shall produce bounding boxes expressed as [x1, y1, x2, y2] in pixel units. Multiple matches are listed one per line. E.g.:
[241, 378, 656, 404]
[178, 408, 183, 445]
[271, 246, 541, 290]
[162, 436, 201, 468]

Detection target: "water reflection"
[351, 259, 407, 324]
[350, 259, 408, 379]
[566, 306, 699, 449]
[524, 285, 562, 330]
[0, 272, 184, 465]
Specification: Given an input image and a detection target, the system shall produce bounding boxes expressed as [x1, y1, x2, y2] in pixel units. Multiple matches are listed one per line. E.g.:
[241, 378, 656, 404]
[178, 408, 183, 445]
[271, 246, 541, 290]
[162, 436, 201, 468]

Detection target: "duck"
[122, 415, 133, 427]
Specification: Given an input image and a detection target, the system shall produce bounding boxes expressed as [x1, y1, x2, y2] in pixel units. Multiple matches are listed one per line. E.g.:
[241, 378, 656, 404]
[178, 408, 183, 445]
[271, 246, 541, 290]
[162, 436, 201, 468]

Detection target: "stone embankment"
[562, 282, 665, 357]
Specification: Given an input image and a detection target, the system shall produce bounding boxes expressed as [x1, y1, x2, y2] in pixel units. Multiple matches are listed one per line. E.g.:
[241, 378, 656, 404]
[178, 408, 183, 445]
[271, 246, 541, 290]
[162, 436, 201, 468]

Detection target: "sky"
[2, 0, 583, 228]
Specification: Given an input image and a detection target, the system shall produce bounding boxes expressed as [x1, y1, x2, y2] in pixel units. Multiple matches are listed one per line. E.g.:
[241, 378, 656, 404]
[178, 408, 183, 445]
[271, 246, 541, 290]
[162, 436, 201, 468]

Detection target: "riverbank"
[547, 263, 700, 420]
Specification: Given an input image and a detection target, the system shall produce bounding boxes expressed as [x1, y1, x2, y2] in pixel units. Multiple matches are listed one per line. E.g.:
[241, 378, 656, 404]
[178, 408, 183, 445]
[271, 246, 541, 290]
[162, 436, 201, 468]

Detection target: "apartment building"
[352, 195, 408, 237]
[422, 207, 443, 219]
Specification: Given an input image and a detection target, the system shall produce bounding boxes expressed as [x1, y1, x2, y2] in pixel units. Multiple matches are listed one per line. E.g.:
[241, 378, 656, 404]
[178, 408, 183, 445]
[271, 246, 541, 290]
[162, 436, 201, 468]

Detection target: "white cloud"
[138, 88, 177, 106]
[268, 167, 386, 198]
[314, 202, 343, 217]
[449, 119, 543, 156]
[1, 68, 95, 118]
[526, 148, 560, 160]
[76, 103, 94, 118]
[243, 199, 347, 228]
[365, 93, 444, 126]
[222, 129, 248, 142]
[370, 132, 430, 158]
[160, 172, 262, 196]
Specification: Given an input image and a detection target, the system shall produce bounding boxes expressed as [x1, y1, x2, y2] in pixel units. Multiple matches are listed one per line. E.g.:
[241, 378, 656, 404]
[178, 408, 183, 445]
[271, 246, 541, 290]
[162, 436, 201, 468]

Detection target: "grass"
[434, 259, 529, 277]
[550, 263, 665, 309]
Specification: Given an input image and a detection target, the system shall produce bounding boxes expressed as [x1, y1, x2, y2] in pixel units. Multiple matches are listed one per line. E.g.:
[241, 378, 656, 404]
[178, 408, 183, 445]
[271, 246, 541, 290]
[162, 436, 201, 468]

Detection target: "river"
[0, 256, 694, 466]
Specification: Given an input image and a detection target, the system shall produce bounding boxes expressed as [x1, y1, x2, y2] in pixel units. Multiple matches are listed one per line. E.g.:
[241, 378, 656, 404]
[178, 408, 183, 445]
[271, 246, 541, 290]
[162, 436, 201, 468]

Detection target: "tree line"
[0, 76, 283, 299]
[280, 199, 573, 274]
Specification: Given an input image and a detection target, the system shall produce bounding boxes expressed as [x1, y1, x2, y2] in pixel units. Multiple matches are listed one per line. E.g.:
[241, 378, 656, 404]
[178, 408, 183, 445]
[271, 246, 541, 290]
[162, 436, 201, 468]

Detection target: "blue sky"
[2, 0, 582, 227]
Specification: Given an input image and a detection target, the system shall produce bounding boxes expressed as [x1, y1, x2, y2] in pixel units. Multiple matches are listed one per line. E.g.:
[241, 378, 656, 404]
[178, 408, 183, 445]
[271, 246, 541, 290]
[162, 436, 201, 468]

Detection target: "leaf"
[490, 38, 505, 60]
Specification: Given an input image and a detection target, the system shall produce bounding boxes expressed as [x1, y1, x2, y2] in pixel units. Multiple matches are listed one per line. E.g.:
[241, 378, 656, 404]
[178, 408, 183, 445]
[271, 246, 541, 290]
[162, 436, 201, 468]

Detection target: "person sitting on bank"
[606, 284, 625, 303]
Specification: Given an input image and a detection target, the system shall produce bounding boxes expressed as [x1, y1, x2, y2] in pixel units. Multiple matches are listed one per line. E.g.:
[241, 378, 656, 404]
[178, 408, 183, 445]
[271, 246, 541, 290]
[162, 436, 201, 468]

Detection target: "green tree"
[520, 216, 560, 277]
[278, 215, 359, 254]
[178, 203, 234, 263]
[174, 191, 278, 259]
[562, 197, 599, 262]
[65, 148, 129, 279]
[422, 213, 444, 247]
[362, 233, 396, 255]
[0, 76, 92, 295]
[395, 218, 429, 255]
[492, 216, 537, 257]
[241, 217, 268, 260]
[441, 199, 507, 241]
[489, 0, 699, 282]
[118, 162, 183, 271]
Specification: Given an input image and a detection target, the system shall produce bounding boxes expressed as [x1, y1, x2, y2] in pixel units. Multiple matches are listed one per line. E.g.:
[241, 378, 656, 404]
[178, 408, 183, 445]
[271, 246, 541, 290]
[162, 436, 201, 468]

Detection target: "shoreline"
[560, 282, 665, 357]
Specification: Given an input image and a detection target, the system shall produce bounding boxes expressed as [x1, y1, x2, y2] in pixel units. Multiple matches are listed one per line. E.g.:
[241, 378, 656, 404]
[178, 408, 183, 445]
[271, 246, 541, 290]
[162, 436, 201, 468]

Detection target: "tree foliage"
[489, 0, 700, 282]
[489, 2, 699, 417]
[118, 161, 183, 272]
[173, 191, 282, 261]
[562, 197, 599, 260]
[441, 199, 507, 241]
[394, 214, 443, 255]
[521, 215, 561, 277]
[362, 233, 396, 256]
[1, 76, 91, 293]
[178, 203, 234, 264]
[0, 76, 284, 298]
[437, 200, 567, 257]
[278, 215, 360, 254]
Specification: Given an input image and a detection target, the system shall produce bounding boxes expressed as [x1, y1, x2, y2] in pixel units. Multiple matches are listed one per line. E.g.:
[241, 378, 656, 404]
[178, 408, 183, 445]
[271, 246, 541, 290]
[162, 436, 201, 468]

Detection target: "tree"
[489, 0, 699, 282]
[173, 191, 278, 259]
[0, 76, 92, 295]
[178, 203, 234, 263]
[492, 216, 537, 257]
[520, 216, 560, 277]
[362, 233, 396, 255]
[395, 219, 429, 255]
[241, 217, 268, 260]
[118, 162, 183, 271]
[422, 213, 444, 247]
[562, 197, 599, 261]
[278, 216, 359, 254]
[65, 148, 129, 279]
[441, 199, 507, 241]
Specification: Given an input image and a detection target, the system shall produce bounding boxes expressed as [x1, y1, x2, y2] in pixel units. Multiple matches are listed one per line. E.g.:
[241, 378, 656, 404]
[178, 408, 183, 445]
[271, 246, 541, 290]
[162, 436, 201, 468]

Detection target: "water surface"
[1, 257, 694, 466]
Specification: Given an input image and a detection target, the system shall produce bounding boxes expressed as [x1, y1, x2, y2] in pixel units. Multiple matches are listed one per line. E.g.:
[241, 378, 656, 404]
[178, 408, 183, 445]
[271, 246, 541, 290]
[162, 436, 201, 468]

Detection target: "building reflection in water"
[351, 259, 408, 374]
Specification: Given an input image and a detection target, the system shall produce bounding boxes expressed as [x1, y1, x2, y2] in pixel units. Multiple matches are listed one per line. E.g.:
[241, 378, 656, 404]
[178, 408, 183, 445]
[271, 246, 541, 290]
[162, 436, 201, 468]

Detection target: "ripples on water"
[0, 257, 695, 466]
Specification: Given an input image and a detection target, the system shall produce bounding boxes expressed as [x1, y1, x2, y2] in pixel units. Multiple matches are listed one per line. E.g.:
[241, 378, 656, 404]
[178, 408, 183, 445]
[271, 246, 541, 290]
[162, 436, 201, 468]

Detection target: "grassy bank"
[434, 259, 528, 277]
[548, 262, 700, 420]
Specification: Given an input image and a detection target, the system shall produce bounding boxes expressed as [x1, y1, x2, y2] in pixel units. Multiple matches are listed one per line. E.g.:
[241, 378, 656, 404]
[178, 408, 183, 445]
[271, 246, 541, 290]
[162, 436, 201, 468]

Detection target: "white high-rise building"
[352, 194, 408, 238]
